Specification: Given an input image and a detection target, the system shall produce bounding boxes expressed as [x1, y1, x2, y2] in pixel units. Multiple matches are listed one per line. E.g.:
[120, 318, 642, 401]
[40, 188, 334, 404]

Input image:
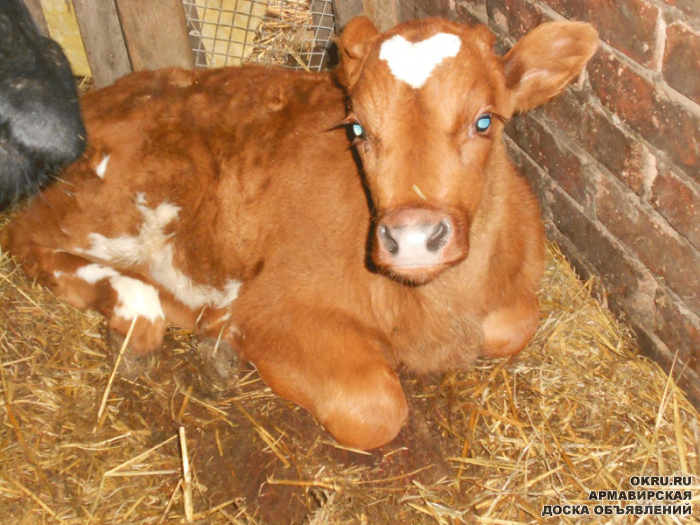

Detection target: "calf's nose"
[375, 208, 455, 270]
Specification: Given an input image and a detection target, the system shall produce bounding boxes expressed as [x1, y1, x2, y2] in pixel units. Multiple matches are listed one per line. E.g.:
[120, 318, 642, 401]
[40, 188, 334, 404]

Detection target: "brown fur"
[1, 18, 598, 450]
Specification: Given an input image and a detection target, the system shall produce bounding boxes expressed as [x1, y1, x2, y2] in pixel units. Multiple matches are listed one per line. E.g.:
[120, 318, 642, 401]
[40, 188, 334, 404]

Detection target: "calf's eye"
[475, 114, 491, 133]
[351, 122, 366, 140]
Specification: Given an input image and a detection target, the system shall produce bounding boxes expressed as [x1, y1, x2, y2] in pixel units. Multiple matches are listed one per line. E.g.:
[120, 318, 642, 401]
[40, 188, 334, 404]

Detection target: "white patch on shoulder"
[149, 243, 242, 309]
[76, 263, 119, 283]
[75, 263, 165, 322]
[78, 194, 241, 310]
[110, 274, 165, 322]
[95, 154, 110, 179]
[379, 33, 462, 89]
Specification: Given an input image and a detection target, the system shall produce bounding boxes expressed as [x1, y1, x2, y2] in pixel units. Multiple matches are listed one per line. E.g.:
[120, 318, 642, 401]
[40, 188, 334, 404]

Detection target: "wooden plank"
[72, 0, 131, 88]
[408, 0, 452, 18]
[114, 0, 194, 71]
[332, 0, 364, 32]
[362, 0, 397, 32]
[22, 0, 50, 36]
[40, 0, 92, 77]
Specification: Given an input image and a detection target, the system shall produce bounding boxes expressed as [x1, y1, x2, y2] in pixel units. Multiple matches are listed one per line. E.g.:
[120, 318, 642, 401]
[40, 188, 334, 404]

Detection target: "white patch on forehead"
[379, 33, 462, 89]
[95, 154, 110, 179]
[77, 194, 241, 310]
[75, 263, 165, 322]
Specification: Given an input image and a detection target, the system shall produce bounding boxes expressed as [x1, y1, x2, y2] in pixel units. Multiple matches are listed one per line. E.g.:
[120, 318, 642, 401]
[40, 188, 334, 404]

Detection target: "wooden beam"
[22, 0, 50, 37]
[407, 0, 453, 18]
[114, 0, 194, 71]
[332, 0, 364, 32]
[362, 0, 397, 32]
[72, 0, 131, 88]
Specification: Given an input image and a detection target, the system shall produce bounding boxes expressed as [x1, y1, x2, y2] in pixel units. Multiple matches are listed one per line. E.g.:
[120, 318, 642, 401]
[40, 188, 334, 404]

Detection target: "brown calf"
[1, 17, 598, 450]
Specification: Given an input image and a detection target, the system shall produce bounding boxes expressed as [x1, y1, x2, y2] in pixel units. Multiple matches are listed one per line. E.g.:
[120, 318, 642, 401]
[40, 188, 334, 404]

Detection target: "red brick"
[484, 0, 507, 32]
[455, 0, 486, 25]
[513, 148, 700, 395]
[542, 91, 648, 194]
[457, 0, 484, 7]
[418, 0, 453, 16]
[505, 138, 553, 208]
[589, 50, 700, 179]
[543, 224, 700, 405]
[469, 0, 700, 408]
[655, 0, 700, 18]
[586, 0, 659, 69]
[548, 186, 653, 310]
[496, 0, 547, 38]
[654, 287, 700, 370]
[649, 168, 700, 250]
[398, 0, 451, 20]
[628, 318, 700, 411]
[663, 23, 700, 105]
[597, 176, 700, 312]
[537, 0, 584, 20]
[539, 0, 658, 68]
[506, 114, 591, 206]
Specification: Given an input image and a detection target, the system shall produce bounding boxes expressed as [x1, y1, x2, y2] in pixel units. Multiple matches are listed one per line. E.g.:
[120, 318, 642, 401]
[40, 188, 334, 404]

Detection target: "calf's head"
[337, 17, 598, 284]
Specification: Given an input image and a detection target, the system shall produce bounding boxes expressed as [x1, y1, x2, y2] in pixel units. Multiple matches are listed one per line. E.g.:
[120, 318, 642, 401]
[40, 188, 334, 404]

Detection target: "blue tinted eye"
[476, 114, 491, 133]
[352, 123, 365, 139]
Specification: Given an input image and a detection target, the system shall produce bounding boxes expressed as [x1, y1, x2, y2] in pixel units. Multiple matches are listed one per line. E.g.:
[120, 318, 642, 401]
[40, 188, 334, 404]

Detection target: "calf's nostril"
[378, 224, 399, 255]
[426, 220, 450, 252]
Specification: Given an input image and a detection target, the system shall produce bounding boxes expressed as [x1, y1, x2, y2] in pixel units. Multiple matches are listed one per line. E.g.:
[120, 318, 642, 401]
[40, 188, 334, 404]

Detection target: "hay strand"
[95, 315, 137, 431]
[179, 426, 194, 521]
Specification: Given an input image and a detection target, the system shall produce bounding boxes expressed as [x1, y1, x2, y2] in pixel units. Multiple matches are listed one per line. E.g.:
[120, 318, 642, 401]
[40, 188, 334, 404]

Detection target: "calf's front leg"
[231, 303, 408, 450]
[481, 294, 540, 358]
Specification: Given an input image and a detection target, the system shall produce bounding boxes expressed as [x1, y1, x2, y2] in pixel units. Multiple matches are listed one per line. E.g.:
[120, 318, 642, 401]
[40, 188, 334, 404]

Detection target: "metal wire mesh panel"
[181, 0, 335, 71]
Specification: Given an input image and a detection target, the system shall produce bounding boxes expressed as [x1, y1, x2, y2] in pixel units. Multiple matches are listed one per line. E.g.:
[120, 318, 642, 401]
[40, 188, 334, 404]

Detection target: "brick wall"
[334, 0, 700, 406]
[460, 0, 700, 405]
[457, 0, 700, 407]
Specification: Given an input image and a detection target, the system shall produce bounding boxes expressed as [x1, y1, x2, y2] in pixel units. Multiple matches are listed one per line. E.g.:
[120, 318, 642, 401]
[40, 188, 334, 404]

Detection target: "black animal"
[0, 0, 85, 209]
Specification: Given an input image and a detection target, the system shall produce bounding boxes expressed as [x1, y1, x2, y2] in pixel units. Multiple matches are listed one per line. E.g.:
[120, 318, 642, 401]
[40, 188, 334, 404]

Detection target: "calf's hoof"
[101, 326, 152, 381]
[194, 337, 240, 393]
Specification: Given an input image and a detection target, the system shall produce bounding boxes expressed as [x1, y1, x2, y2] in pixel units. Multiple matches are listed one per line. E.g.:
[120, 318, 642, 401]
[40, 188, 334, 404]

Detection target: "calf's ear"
[336, 16, 380, 89]
[502, 21, 598, 114]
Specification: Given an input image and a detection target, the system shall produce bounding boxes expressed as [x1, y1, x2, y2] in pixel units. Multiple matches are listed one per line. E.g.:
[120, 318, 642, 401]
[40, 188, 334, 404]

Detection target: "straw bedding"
[249, 0, 319, 69]
[1, 203, 698, 523]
